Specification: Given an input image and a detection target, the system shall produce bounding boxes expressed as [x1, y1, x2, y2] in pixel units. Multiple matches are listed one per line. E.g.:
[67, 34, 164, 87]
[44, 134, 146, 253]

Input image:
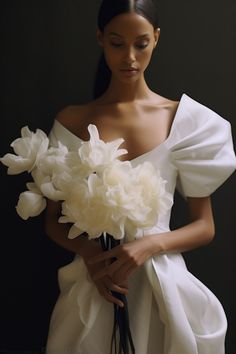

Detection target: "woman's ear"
[96, 28, 104, 47]
[153, 28, 161, 48]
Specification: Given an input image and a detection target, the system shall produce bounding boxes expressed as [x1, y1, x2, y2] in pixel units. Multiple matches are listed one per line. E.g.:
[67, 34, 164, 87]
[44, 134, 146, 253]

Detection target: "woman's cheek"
[104, 50, 120, 70]
[138, 52, 153, 71]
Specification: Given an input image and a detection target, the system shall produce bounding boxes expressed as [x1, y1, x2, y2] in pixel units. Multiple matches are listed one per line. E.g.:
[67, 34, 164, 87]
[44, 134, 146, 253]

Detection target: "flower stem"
[100, 234, 135, 354]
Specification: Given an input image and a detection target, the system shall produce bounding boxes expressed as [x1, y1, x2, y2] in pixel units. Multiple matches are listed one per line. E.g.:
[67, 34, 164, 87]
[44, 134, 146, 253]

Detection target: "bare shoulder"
[55, 103, 93, 132]
[152, 92, 179, 108]
[147, 93, 180, 126]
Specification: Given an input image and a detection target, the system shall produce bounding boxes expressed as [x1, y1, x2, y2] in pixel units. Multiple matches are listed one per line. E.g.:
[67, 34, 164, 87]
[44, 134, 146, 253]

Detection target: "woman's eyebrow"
[108, 32, 150, 38]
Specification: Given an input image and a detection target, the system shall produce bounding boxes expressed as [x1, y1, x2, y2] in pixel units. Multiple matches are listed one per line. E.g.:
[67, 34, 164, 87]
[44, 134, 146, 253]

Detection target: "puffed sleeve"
[169, 94, 236, 197]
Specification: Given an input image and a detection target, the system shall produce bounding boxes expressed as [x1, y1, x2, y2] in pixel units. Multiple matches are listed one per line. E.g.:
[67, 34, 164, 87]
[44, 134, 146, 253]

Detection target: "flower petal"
[21, 126, 32, 138]
[40, 181, 65, 201]
[26, 182, 41, 194]
[87, 124, 100, 142]
[16, 191, 46, 220]
[68, 224, 84, 239]
[0, 153, 31, 174]
[107, 138, 128, 158]
[11, 137, 31, 157]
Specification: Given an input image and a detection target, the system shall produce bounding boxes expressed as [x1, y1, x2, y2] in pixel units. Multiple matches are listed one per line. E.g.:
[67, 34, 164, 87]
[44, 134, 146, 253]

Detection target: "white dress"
[46, 94, 236, 354]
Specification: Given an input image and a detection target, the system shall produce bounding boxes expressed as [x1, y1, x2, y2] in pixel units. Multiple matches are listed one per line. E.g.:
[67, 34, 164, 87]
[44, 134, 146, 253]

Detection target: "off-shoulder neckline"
[53, 93, 188, 162]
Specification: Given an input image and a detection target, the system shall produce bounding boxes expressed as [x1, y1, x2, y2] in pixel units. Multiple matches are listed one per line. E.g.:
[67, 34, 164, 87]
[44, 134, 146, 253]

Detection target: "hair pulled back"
[93, 0, 159, 99]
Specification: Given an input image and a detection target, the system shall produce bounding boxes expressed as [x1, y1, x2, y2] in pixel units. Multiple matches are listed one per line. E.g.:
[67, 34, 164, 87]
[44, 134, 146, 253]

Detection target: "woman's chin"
[113, 70, 141, 83]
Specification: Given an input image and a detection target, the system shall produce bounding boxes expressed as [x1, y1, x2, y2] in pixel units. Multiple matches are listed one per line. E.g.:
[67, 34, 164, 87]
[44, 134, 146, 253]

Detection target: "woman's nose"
[123, 47, 136, 63]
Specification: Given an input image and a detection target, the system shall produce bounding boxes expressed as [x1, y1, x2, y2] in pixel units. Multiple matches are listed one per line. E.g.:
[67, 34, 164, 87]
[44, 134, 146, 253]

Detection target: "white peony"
[102, 160, 173, 239]
[59, 174, 113, 239]
[0, 126, 49, 174]
[1, 123, 173, 237]
[33, 141, 70, 201]
[59, 158, 173, 240]
[38, 176, 66, 202]
[36, 141, 69, 176]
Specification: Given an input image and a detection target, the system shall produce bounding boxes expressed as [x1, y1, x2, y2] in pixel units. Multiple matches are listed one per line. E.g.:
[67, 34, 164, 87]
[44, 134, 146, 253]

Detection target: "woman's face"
[97, 12, 160, 82]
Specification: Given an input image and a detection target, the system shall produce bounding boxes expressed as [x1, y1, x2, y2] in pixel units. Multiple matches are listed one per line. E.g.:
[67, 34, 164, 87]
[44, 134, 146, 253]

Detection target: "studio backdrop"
[0, 0, 235, 353]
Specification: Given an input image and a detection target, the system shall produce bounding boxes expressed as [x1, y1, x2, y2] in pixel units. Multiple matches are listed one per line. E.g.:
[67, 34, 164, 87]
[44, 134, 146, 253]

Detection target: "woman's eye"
[136, 43, 149, 49]
[111, 43, 123, 47]
[110, 42, 149, 49]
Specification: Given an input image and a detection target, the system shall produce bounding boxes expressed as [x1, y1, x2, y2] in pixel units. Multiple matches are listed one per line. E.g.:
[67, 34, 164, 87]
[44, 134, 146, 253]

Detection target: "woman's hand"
[88, 236, 155, 285]
[80, 239, 129, 307]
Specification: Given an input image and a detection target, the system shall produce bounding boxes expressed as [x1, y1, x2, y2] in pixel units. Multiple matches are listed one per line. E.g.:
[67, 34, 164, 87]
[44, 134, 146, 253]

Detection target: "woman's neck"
[102, 74, 153, 104]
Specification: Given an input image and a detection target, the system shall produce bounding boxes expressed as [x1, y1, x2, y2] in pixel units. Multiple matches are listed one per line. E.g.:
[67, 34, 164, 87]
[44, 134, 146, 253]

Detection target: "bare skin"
[45, 11, 215, 307]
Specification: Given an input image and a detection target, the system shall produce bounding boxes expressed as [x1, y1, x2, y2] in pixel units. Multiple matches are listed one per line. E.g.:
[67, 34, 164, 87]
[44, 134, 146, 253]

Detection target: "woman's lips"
[121, 68, 138, 71]
[120, 68, 139, 76]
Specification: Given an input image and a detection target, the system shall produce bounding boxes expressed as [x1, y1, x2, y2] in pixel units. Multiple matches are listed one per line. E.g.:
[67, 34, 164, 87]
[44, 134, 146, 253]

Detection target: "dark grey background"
[0, 0, 235, 352]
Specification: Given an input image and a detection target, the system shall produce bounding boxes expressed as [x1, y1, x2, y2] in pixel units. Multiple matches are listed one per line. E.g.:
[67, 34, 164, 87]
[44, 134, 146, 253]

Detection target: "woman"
[45, 0, 236, 353]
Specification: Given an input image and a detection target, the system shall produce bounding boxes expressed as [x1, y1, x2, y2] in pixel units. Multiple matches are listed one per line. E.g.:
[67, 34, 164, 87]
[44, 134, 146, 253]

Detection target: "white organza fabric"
[46, 94, 236, 354]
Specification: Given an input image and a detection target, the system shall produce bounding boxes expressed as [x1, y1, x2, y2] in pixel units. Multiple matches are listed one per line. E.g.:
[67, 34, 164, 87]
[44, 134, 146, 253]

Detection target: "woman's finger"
[98, 284, 124, 307]
[113, 263, 136, 284]
[88, 248, 117, 264]
[104, 291, 124, 307]
[104, 278, 129, 295]
[92, 257, 127, 280]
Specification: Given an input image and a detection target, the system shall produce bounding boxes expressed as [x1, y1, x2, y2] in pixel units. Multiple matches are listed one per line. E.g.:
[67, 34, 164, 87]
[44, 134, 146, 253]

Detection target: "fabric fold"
[46, 256, 105, 353]
[144, 254, 227, 354]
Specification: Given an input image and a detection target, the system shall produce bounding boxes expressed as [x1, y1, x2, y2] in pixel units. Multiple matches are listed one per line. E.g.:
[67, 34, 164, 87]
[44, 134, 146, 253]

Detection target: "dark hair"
[93, 0, 159, 99]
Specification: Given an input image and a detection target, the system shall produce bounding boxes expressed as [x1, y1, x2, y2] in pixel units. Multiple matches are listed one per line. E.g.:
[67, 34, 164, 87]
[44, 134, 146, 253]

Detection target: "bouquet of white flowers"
[1, 124, 173, 354]
[1, 124, 172, 240]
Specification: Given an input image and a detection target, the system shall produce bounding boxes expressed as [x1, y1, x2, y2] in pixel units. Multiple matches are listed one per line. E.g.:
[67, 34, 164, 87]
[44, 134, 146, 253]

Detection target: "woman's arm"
[88, 196, 215, 283]
[150, 196, 215, 254]
[45, 199, 129, 307]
